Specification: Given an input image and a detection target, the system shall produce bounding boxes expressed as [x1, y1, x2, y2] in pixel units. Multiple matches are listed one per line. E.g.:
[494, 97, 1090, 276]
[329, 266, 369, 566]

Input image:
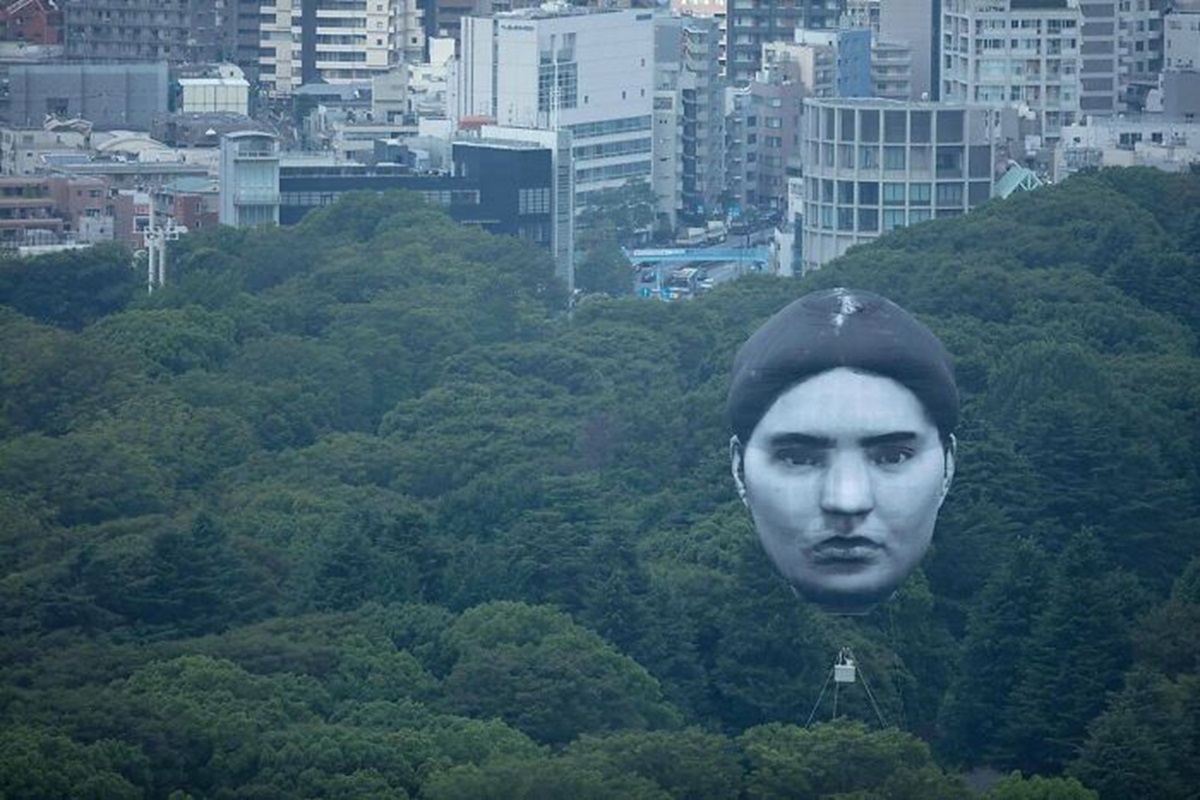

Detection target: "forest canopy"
[2, 168, 1198, 799]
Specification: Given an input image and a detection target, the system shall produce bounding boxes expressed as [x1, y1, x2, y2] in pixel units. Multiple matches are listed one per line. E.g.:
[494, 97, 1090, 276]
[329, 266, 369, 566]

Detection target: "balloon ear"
[939, 434, 957, 505]
[730, 436, 748, 506]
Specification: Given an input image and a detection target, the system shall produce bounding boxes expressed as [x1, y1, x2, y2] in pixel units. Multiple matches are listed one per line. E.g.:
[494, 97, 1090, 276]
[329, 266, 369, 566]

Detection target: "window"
[883, 182, 905, 205]
[883, 147, 906, 170]
[539, 62, 579, 112]
[936, 182, 963, 205]
[936, 147, 963, 176]
[859, 109, 880, 142]
[518, 187, 551, 214]
[909, 183, 931, 205]
[858, 146, 878, 168]
[857, 207, 878, 232]
[837, 207, 854, 231]
[882, 209, 906, 230]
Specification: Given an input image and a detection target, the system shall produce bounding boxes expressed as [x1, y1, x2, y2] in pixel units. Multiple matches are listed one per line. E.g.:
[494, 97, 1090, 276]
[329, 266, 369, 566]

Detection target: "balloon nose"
[819, 452, 875, 517]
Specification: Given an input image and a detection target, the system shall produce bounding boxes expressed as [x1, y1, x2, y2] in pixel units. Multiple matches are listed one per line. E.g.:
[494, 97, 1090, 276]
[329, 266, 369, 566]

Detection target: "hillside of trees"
[1, 168, 1197, 799]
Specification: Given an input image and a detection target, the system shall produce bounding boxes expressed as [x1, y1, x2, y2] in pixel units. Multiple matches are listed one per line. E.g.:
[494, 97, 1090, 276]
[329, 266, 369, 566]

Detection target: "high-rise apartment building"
[259, 0, 425, 97]
[725, 60, 808, 213]
[872, 38, 914, 100]
[941, 0, 1081, 143]
[879, 0, 939, 99]
[457, 7, 655, 209]
[725, 0, 844, 85]
[670, 0, 729, 73]
[654, 14, 726, 227]
[1078, 0, 1119, 115]
[1118, 0, 1166, 84]
[60, 0, 222, 63]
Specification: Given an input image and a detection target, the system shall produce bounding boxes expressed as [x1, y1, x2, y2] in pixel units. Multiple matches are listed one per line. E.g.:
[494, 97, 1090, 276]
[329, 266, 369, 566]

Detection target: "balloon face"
[732, 368, 954, 615]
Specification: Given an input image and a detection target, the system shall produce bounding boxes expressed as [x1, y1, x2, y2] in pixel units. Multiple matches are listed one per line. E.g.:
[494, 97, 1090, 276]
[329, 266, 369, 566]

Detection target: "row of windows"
[537, 62, 578, 113]
[518, 187, 551, 215]
[809, 204, 936, 233]
[568, 116, 652, 140]
[574, 137, 652, 160]
[808, 178, 985, 207]
[576, 159, 651, 184]
[281, 189, 480, 208]
[808, 142, 990, 178]
[809, 106, 965, 144]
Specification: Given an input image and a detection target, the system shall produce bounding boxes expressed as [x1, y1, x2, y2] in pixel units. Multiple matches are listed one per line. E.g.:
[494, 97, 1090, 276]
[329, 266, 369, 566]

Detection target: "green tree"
[0, 727, 147, 800]
[0, 242, 137, 330]
[983, 772, 1099, 800]
[998, 531, 1144, 773]
[576, 243, 633, 297]
[564, 728, 743, 800]
[738, 720, 953, 800]
[439, 602, 679, 744]
[939, 538, 1052, 765]
[422, 756, 671, 800]
[576, 179, 659, 250]
[1067, 668, 1189, 800]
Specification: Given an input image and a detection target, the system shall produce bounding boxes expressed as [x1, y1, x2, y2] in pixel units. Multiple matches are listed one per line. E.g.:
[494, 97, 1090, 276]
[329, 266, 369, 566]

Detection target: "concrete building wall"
[880, 0, 937, 99]
[872, 38, 913, 100]
[7, 63, 169, 130]
[1079, 0, 1119, 115]
[1165, 5, 1200, 70]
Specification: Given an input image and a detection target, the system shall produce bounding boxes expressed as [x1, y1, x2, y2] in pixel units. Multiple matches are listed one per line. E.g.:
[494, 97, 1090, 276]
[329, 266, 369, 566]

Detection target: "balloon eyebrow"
[767, 433, 833, 449]
[860, 432, 919, 448]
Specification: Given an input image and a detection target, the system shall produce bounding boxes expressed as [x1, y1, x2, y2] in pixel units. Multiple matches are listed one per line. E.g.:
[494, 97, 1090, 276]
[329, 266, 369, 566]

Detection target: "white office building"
[798, 96, 1019, 273]
[458, 6, 655, 210]
[941, 0, 1082, 144]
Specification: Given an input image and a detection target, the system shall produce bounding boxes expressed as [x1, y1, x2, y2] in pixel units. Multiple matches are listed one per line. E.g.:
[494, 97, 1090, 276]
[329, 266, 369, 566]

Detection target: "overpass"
[624, 246, 771, 268]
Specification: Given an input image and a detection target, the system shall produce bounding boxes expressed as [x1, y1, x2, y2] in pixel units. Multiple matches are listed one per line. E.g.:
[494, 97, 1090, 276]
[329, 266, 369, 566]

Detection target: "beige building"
[260, 0, 425, 97]
[941, 0, 1082, 144]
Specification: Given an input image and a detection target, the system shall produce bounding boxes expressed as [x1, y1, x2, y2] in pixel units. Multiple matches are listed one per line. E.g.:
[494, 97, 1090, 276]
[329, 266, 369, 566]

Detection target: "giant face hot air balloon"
[728, 288, 957, 615]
